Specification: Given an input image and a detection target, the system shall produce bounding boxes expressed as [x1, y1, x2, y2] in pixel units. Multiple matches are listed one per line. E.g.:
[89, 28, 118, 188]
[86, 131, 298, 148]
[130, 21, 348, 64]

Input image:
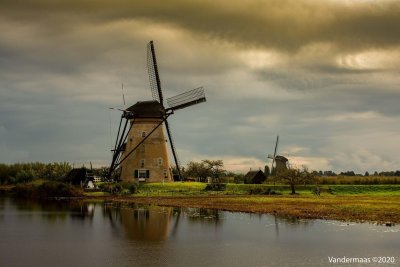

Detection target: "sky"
[1, 0, 400, 173]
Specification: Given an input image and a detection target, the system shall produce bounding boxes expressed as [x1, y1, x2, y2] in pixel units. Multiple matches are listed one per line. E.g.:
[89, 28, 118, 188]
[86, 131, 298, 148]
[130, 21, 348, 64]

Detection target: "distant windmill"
[106, 41, 206, 182]
[267, 135, 289, 175]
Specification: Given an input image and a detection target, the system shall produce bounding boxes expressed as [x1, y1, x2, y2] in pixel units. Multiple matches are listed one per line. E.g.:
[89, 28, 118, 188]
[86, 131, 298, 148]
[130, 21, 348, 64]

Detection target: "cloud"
[330, 149, 397, 173]
[289, 156, 333, 171]
[178, 148, 266, 173]
[2, 0, 400, 52]
[1, 0, 400, 174]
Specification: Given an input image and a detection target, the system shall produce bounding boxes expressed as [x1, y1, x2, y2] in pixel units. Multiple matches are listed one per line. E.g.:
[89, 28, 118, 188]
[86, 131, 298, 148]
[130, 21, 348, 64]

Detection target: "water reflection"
[104, 203, 173, 241]
[4, 197, 315, 241]
[1, 196, 399, 267]
[8, 197, 94, 222]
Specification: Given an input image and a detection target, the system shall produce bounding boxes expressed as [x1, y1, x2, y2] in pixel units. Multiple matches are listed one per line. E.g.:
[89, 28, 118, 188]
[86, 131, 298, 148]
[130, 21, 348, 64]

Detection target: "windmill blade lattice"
[164, 119, 181, 176]
[147, 41, 163, 104]
[167, 87, 206, 111]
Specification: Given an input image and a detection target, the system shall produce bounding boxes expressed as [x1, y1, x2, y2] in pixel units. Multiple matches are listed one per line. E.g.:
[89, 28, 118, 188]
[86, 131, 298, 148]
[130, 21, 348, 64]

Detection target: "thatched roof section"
[127, 100, 165, 118]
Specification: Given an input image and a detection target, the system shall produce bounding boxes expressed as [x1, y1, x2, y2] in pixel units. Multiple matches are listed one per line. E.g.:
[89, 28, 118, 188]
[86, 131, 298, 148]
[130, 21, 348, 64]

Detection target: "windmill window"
[158, 158, 163, 166]
[135, 169, 149, 179]
[140, 159, 145, 168]
[163, 169, 168, 178]
[138, 170, 148, 178]
[141, 132, 146, 137]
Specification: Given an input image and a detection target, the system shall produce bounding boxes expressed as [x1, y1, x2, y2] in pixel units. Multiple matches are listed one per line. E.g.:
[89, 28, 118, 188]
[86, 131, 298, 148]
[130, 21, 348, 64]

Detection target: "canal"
[0, 196, 399, 266]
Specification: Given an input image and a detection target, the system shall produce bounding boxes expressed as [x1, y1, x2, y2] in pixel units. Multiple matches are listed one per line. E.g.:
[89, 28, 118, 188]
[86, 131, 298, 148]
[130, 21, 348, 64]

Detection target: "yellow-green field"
[83, 183, 400, 223]
[131, 182, 400, 196]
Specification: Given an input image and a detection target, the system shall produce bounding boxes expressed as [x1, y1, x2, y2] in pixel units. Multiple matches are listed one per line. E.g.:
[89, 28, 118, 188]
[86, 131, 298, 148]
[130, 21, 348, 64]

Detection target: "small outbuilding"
[65, 167, 100, 188]
[244, 170, 266, 184]
[65, 168, 87, 186]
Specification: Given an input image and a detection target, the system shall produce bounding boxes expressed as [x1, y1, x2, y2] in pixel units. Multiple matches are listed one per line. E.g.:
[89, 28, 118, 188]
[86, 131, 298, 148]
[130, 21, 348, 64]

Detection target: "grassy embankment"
[84, 182, 400, 223]
[109, 182, 400, 196]
[2, 181, 400, 223]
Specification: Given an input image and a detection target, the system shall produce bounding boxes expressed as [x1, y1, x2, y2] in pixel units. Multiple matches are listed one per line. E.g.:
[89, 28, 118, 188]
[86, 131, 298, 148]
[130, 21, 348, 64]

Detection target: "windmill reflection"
[104, 203, 173, 241]
[103, 204, 223, 241]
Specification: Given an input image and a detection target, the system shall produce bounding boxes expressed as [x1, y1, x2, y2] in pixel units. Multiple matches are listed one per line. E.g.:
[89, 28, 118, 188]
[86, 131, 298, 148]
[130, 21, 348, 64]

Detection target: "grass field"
[3, 181, 399, 223]
[96, 183, 399, 223]
[328, 185, 400, 195]
[90, 194, 400, 224]
[317, 175, 400, 185]
[133, 182, 400, 197]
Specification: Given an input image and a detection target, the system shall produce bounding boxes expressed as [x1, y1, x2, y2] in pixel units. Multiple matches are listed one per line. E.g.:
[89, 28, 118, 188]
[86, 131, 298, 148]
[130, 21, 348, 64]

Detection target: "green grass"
[132, 182, 400, 197]
[135, 182, 322, 196]
[327, 185, 400, 196]
[318, 175, 400, 185]
[136, 182, 206, 196]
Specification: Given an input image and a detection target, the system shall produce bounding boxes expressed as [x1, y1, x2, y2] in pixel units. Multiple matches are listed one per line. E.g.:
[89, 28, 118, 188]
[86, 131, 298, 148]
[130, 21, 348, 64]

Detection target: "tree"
[364, 171, 370, 176]
[340, 171, 356, 176]
[184, 160, 225, 182]
[264, 165, 270, 177]
[15, 170, 34, 184]
[275, 167, 316, 194]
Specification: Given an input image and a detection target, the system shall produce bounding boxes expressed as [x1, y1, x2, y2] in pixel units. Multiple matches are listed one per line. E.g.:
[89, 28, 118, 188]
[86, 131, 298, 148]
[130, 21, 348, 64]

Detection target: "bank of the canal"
[2, 184, 400, 224]
[84, 194, 400, 224]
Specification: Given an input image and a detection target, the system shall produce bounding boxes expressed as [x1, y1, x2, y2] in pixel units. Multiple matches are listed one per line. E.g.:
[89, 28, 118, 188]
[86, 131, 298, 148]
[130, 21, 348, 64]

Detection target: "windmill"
[267, 135, 289, 175]
[106, 41, 206, 182]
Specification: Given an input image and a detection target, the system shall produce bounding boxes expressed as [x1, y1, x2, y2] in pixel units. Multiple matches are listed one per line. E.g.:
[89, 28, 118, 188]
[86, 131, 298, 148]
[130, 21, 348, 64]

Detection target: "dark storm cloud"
[1, 0, 400, 52]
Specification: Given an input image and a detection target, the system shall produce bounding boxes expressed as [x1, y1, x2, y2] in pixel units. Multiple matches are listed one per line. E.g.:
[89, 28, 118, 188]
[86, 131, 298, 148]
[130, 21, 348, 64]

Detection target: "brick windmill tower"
[106, 41, 206, 182]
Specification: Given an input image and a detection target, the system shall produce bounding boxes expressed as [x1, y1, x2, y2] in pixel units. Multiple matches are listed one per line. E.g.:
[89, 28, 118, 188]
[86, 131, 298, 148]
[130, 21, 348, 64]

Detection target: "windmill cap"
[127, 100, 166, 118]
[275, 155, 288, 162]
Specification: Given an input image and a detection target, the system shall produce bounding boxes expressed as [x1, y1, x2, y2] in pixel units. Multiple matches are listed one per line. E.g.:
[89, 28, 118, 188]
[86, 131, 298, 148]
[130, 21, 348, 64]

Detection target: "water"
[0, 195, 399, 267]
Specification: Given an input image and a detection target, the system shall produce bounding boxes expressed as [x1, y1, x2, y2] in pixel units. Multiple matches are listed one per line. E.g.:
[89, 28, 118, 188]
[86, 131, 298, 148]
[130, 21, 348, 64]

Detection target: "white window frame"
[138, 169, 148, 178]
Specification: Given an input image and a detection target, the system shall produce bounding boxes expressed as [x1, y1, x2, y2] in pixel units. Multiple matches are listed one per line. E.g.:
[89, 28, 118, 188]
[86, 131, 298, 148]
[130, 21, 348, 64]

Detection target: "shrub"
[15, 170, 34, 184]
[248, 186, 281, 195]
[205, 183, 226, 191]
[98, 182, 138, 195]
[13, 182, 82, 199]
[118, 181, 138, 194]
[37, 182, 82, 198]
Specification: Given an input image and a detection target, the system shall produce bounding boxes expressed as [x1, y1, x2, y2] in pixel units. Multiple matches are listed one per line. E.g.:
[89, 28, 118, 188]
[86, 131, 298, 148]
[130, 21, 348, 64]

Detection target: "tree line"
[2, 160, 399, 192]
[313, 170, 400, 177]
[0, 162, 72, 184]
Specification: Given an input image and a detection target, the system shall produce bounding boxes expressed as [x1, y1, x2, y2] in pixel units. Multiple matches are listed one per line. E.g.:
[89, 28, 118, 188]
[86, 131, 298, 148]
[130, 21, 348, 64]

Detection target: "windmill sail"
[164, 119, 182, 179]
[147, 40, 185, 181]
[167, 87, 206, 111]
[147, 41, 163, 103]
[271, 135, 279, 173]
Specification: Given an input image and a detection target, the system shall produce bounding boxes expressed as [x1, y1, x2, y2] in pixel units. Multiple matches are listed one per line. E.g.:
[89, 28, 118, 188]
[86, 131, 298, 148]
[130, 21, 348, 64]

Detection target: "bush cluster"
[204, 183, 226, 191]
[13, 182, 82, 199]
[98, 182, 138, 195]
[0, 162, 72, 184]
[248, 187, 281, 195]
